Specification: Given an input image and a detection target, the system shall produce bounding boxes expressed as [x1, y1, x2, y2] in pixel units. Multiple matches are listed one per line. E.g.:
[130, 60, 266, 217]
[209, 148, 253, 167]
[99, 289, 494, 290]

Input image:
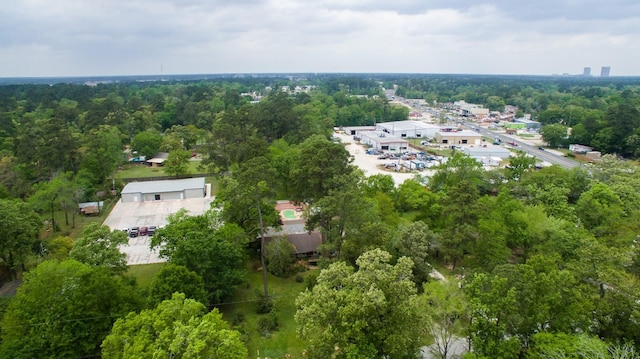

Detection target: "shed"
[121, 178, 206, 203]
[146, 152, 169, 167]
[78, 201, 104, 216]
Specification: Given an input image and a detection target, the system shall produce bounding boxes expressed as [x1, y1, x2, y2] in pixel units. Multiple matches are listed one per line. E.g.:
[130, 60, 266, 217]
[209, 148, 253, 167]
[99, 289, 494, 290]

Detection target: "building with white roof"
[121, 178, 206, 203]
[359, 131, 409, 152]
[461, 146, 512, 159]
[375, 120, 440, 138]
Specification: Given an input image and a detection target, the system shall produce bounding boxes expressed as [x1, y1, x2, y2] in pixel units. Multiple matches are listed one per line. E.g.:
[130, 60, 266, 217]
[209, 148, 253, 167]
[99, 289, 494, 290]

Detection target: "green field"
[39, 199, 117, 241]
[220, 267, 317, 359]
[127, 262, 166, 289]
[125, 261, 315, 358]
[115, 160, 209, 179]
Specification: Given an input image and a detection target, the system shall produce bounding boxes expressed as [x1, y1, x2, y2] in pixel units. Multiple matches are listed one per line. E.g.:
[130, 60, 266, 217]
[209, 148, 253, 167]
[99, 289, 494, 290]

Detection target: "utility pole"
[256, 185, 269, 298]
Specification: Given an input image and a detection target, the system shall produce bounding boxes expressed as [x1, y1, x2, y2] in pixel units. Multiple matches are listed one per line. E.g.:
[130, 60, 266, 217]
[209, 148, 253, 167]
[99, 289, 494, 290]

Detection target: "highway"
[471, 125, 583, 169]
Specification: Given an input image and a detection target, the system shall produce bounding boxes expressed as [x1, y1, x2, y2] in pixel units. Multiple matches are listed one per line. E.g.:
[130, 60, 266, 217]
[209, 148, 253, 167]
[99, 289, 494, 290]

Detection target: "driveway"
[103, 196, 214, 265]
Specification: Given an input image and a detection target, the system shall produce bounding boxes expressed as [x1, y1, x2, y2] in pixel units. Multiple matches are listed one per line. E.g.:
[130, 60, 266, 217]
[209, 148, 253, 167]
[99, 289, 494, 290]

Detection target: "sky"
[1, 0, 639, 77]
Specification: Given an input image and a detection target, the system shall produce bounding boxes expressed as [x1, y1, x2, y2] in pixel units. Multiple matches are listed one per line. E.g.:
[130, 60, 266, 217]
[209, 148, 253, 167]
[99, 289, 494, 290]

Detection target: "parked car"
[139, 226, 148, 236]
[129, 227, 139, 238]
[148, 226, 157, 236]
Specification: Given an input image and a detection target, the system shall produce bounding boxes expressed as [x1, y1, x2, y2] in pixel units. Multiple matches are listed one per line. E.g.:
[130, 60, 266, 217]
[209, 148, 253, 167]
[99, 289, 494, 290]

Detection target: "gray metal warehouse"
[120, 178, 206, 203]
[376, 120, 440, 139]
[359, 131, 409, 152]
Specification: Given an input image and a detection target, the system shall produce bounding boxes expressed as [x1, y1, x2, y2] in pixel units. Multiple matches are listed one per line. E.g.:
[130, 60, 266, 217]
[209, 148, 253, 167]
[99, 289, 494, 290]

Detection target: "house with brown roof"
[265, 232, 322, 259]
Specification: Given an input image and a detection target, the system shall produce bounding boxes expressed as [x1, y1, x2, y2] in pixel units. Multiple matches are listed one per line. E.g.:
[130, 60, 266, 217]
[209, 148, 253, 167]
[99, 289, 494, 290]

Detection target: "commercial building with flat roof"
[376, 120, 440, 138]
[513, 118, 541, 130]
[435, 130, 482, 146]
[121, 178, 206, 203]
[359, 131, 409, 152]
[461, 146, 512, 159]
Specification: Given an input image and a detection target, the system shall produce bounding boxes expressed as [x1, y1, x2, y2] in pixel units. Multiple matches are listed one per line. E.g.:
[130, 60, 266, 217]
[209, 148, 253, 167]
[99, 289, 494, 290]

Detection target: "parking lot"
[335, 132, 434, 185]
[103, 196, 214, 265]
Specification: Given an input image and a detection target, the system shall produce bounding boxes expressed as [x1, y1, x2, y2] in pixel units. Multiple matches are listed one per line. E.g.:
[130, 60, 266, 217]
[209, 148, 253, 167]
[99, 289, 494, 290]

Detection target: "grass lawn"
[221, 266, 317, 359]
[127, 262, 166, 289]
[40, 198, 117, 241]
[114, 160, 210, 179]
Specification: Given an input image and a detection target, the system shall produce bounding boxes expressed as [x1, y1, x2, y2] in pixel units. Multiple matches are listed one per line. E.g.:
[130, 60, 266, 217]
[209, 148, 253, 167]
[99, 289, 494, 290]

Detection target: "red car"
[139, 226, 149, 236]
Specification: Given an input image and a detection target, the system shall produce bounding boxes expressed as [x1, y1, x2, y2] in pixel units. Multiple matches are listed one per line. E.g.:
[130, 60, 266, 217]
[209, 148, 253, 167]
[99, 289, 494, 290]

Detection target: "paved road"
[471, 125, 583, 169]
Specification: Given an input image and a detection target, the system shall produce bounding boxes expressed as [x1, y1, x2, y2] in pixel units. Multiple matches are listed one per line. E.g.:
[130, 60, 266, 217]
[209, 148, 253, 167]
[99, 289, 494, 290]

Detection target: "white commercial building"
[376, 120, 440, 139]
[121, 178, 207, 203]
[359, 131, 409, 152]
[461, 146, 512, 159]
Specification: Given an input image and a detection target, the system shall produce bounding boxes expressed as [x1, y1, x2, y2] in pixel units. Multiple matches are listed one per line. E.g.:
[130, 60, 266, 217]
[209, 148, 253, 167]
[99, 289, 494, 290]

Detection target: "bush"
[317, 256, 335, 269]
[305, 273, 318, 290]
[295, 274, 304, 283]
[257, 312, 279, 335]
[293, 262, 308, 273]
[266, 237, 296, 277]
[254, 290, 274, 314]
[231, 311, 245, 326]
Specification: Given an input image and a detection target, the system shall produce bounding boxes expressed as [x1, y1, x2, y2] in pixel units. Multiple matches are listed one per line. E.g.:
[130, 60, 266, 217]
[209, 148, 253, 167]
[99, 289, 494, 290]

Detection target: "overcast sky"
[1, 0, 639, 77]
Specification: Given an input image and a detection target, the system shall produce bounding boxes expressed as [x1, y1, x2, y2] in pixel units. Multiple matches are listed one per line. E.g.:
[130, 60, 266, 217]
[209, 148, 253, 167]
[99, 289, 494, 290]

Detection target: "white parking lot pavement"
[103, 196, 214, 265]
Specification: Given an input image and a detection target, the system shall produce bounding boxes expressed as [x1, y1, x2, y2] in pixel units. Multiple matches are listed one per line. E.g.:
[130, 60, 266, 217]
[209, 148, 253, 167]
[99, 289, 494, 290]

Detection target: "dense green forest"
[1, 74, 640, 358]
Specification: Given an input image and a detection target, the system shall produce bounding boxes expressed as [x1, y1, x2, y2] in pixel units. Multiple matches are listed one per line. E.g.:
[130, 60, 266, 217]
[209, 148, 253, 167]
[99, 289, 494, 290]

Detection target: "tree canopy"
[0, 199, 41, 280]
[295, 249, 425, 359]
[101, 293, 247, 359]
[69, 222, 129, 273]
[0, 260, 141, 359]
[151, 209, 247, 304]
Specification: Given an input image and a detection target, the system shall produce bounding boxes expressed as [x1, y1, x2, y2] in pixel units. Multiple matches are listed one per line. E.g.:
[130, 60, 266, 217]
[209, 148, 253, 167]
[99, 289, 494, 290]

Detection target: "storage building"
[121, 178, 206, 203]
[359, 131, 409, 152]
[375, 120, 440, 139]
[435, 130, 483, 146]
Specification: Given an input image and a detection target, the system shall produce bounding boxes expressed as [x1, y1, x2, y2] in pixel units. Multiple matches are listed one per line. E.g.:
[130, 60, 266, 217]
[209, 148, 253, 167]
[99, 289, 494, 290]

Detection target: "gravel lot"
[103, 196, 214, 265]
[334, 132, 433, 186]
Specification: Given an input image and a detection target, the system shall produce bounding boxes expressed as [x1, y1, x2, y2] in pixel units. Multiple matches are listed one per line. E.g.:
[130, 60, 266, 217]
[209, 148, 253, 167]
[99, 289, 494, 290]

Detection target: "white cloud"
[0, 0, 639, 76]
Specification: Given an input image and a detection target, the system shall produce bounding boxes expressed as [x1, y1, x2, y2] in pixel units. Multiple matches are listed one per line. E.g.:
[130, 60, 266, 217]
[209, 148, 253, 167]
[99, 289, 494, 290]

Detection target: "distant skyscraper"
[600, 66, 611, 77]
[583, 67, 591, 76]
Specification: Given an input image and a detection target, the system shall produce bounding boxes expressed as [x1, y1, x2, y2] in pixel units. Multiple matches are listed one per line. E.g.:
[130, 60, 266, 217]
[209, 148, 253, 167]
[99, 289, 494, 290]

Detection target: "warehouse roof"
[360, 131, 409, 144]
[377, 120, 439, 132]
[437, 130, 481, 137]
[121, 178, 205, 194]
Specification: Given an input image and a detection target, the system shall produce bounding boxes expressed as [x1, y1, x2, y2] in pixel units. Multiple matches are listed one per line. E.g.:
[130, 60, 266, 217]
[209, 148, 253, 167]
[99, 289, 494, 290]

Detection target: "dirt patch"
[0, 280, 22, 296]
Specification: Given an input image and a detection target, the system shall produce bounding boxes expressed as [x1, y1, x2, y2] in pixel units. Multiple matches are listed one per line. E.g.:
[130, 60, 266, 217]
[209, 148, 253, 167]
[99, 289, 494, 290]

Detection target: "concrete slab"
[103, 196, 215, 265]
